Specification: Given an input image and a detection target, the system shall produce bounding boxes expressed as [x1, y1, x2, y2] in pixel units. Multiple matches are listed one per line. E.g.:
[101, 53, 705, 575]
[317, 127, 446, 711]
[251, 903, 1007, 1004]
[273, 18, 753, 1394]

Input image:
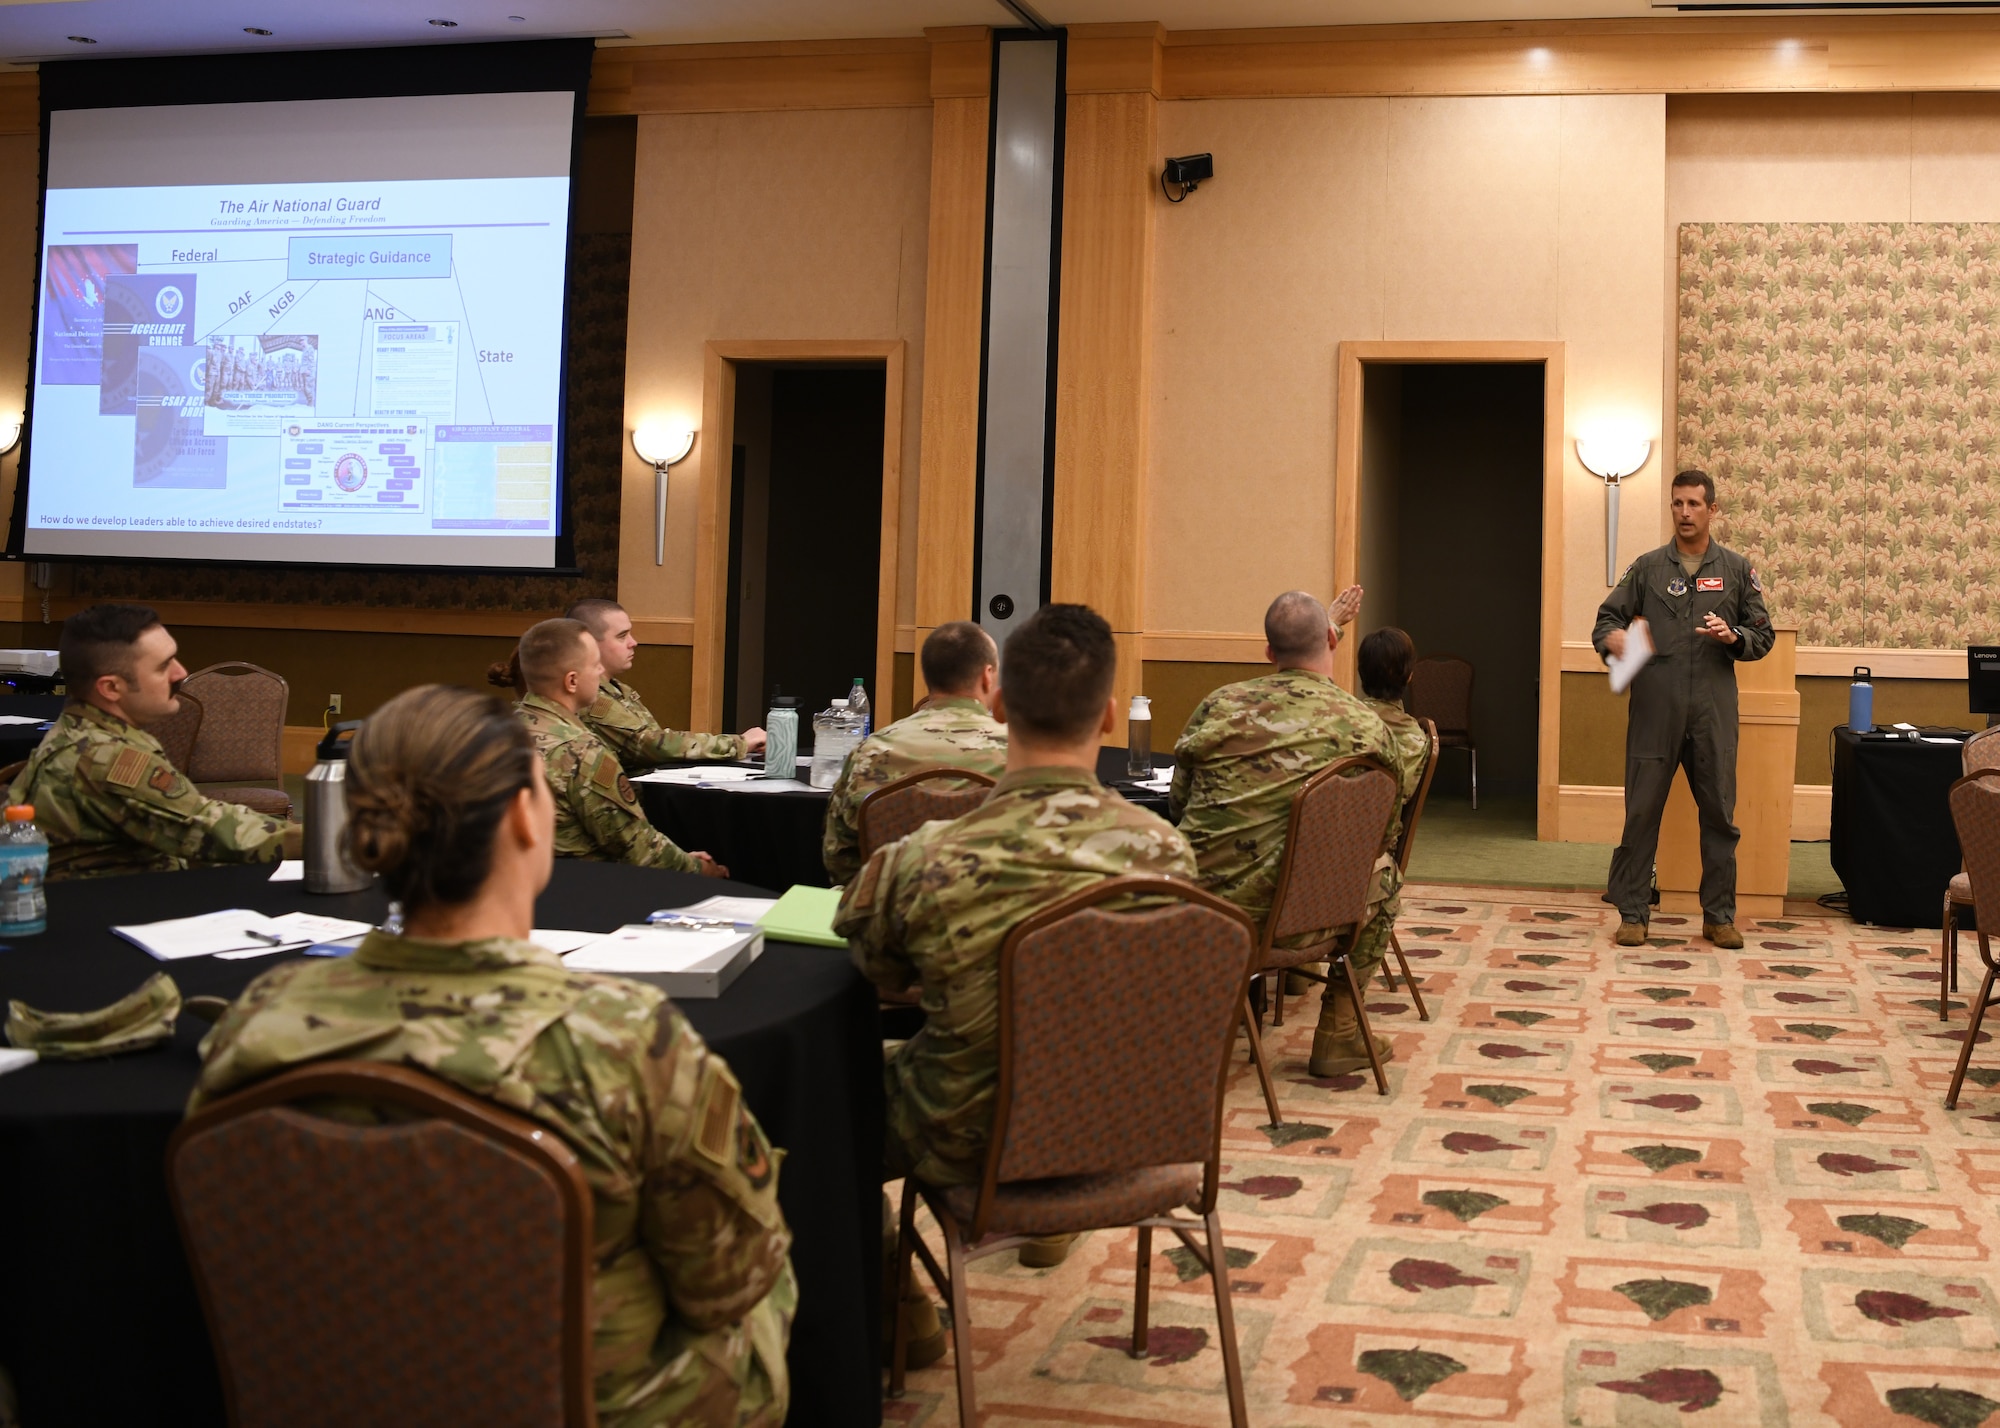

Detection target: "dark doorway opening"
[1356, 362, 1544, 803]
[723, 364, 886, 741]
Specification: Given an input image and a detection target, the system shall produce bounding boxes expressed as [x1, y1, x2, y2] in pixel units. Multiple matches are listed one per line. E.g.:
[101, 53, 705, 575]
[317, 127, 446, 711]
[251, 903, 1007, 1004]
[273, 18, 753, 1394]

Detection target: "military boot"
[1703, 921, 1744, 950]
[1019, 1232, 1079, 1268]
[1614, 919, 1648, 947]
[1308, 978, 1394, 1077]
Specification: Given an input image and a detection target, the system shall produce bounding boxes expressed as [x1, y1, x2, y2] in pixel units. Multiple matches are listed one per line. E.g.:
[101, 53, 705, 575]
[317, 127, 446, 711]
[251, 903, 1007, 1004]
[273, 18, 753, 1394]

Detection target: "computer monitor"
[1971, 646, 2000, 716]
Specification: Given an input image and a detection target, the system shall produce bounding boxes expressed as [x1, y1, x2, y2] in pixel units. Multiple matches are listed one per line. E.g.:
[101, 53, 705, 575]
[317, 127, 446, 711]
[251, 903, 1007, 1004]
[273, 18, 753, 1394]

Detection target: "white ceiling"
[0, 0, 1980, 66]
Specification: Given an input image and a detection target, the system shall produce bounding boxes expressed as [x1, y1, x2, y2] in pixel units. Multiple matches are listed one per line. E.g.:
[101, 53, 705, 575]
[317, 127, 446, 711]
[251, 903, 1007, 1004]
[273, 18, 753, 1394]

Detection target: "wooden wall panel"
[911, 30, 992, 695]
[1054, 77, 1159, 739]
[589, 38, 929, 115]
[0, 74, 34, 136]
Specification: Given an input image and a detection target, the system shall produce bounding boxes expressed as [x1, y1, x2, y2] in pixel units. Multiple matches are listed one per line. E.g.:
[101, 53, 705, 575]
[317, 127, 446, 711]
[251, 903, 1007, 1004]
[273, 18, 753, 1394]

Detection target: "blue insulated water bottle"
[1848, 666, 1873, 734]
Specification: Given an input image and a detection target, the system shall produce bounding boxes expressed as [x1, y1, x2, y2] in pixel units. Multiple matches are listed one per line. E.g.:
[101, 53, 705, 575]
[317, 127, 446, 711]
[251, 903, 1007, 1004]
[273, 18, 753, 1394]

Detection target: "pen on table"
[241, 927, 285, 946]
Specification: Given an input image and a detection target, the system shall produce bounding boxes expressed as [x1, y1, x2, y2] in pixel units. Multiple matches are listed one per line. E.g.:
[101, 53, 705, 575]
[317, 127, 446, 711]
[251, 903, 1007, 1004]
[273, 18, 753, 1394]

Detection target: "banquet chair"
[1408, 656, 1478, 809]
[1942, 727, 2000, 1017]
[1376, 717, 1442, 1021]
[887, 876, 1255, 1428]
[858, 766, 997, 862]
[145, 688, 204, 774]
[1247, 755, 1403, 1112]
[168, 1060, 597, 1428]
[1942, 773, 2000, 1109]
[179, 662, 292, 820]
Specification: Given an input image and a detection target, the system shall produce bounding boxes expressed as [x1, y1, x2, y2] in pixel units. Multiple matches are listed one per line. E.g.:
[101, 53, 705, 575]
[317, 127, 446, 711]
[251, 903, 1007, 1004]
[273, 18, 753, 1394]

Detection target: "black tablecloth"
[0, 694, 64, 769]
[0, 861, 883, 1428]
[640, 745, 1173, 891]
[1830, 725, 1970, 929]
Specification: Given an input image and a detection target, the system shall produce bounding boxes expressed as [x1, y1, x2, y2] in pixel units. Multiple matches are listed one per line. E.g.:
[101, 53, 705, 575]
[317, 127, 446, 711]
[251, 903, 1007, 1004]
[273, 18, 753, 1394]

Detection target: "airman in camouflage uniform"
[820, 696, 1008, 885]
[1171, 668, 1405, 962]
[8, 704, 295, 880]
[835, 766, 1195, 1187]
[586, 677, 750, 770]
[188, 930, 796, 1428]
[515, 692, 703, 873]
[1361, 696, 1432, 853]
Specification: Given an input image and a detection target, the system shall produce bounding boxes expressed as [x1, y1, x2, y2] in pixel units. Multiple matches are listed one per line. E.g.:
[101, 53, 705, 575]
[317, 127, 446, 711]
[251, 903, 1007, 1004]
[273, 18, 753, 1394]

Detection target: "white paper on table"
[116, 909, 297, 960]
[268, 860, 304, 882]
[213, 912, 374, 960]
[0, 1047, 37, 1078]
[1607, 618, 1654, 696]
[680, 895, 780, 921]
[628, 766, 762, 786]
[0, 715, 48, 726]
[564, 925, 751, 974]
[530, 929, 600, 955]
[724, 778, 815, 794]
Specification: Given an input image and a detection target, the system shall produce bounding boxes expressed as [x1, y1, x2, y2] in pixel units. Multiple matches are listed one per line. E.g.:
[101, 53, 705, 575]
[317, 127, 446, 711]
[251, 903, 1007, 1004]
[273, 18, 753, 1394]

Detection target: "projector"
[1163, 153, 1213, 191]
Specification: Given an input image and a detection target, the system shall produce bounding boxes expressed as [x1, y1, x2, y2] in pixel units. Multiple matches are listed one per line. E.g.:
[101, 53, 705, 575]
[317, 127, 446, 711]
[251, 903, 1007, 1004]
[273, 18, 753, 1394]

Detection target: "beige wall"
[1147, 93, 1666, 646]
[621, 106, 932, 629]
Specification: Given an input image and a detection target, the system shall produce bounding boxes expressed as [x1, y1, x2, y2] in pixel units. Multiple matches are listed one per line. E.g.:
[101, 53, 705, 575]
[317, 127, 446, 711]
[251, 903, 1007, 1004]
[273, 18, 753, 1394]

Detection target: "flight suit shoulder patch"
[105, 748, 149, 789]
[693, 1063, 740, 1166]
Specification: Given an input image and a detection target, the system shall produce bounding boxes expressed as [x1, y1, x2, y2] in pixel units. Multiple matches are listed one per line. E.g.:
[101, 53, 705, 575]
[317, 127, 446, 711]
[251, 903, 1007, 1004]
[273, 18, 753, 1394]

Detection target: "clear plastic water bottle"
[848, 677, 871, 737]
[810, 699, 865, 789]
[0, 804, 49, 936]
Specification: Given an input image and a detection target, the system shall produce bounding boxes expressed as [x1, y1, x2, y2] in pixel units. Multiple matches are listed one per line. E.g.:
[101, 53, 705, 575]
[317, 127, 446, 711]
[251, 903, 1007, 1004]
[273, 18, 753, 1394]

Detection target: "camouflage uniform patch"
[190, 931, 796, 1427]
[584, 677, 748, 771]
[515, 693, 701, 873]
[820, 695, 1008, 885]
[834, 765, 1195, 1187]
[7, 704, 293, 881]
[1171, 669, 1408, 969]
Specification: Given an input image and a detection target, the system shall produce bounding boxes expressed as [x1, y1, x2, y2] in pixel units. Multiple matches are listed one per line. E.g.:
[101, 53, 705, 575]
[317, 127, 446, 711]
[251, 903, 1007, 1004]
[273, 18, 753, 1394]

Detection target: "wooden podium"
[1657, 627, 1798, 919]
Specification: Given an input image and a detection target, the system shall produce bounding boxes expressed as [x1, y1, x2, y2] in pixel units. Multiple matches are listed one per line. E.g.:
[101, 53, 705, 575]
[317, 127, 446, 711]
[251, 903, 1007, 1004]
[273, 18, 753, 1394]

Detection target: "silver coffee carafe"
[304, 721, 371, 894]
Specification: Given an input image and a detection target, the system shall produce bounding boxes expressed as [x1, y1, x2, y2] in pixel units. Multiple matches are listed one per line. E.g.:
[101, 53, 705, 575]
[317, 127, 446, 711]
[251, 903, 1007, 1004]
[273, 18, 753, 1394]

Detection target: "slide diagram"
[28, 175, 567, 542]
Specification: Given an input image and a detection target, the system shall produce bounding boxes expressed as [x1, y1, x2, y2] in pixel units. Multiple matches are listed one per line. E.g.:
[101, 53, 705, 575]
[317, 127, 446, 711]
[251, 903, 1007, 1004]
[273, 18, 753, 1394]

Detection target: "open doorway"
[1337, 341, 1566, 847]
[722, 363, 886, 737]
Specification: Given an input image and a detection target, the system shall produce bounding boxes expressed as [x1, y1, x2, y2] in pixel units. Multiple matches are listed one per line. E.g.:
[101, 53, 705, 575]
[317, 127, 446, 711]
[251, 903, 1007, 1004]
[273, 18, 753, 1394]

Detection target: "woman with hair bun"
[189, 684, 796, 1427]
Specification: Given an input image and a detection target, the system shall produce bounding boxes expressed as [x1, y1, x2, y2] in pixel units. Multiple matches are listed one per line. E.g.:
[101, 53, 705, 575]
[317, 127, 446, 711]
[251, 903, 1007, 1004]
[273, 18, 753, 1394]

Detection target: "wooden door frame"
[1334, 340, 1566, 841]
[692, 339, 906, 732]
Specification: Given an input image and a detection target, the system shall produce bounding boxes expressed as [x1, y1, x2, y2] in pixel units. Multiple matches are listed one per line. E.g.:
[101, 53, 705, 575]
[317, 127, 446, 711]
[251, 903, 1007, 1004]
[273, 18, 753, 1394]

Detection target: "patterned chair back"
[1966, 726, 2000, 776]
[1265, 755, 1401, 953]
[180, 662, 287, 784]
[1408, 656, 1475, 743]
[1392, 718, 1443, 876]
[981, 878, 1254, 1217]
[858, 766, 997, 860]
[145, 687, 204, 774]
[168, 1060, 597, 1428]
[1951, 772, 2000, 922]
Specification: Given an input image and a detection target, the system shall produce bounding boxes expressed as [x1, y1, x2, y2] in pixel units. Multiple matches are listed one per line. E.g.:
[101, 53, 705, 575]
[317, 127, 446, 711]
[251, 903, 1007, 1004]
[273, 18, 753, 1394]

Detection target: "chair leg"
[1947, 959, 1998, 1111]
[1242, 996, 1283, 1126]
[1944, 897, 1960, 1016]
[944, 1223, 979, 1427]
[1469, 746, 1478, 811]
[1272, 968, 1286, 1028]
[1132, 1224, 1153, 1358]
[889, 1180, 920, 1398]
[1390, 928, 1430, 1022]
[1340, 955, 1390, 1095]
[1203, 1210, 1251, 1428]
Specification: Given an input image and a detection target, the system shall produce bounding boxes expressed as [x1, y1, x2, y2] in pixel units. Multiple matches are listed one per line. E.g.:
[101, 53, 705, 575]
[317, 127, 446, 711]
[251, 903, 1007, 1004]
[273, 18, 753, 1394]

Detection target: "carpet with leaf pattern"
[882, 884, 2000, 1428]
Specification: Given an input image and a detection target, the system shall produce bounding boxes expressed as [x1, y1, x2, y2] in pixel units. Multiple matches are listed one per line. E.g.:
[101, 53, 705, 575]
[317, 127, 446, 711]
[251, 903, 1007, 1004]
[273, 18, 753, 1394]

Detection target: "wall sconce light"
[1575, 433, 1653, 587]
[0, 422, 20, 456]
[632, 426, 696, 567]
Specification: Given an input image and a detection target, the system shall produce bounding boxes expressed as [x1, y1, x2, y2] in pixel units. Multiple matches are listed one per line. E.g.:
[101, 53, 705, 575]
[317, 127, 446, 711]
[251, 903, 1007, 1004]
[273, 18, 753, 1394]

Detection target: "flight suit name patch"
[1697, 577, 1724, 592]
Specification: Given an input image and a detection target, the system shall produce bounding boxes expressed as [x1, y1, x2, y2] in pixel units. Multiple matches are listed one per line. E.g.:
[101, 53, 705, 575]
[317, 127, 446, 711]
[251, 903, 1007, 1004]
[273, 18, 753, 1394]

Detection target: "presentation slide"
[23, 91, 575, 568]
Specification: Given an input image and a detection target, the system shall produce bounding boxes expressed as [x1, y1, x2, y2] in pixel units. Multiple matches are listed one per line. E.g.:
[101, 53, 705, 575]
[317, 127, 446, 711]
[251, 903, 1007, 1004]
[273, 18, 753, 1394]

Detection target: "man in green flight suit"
[494, 619, 728, 877]
[567, 599, 766, 769]
[9, 603, 299, 880]
[1172, 590, 1410, 1078]
[835, 603, 1195, 1269]
[820, 621, 1007, 885]
[1594, 469, 1774, 949]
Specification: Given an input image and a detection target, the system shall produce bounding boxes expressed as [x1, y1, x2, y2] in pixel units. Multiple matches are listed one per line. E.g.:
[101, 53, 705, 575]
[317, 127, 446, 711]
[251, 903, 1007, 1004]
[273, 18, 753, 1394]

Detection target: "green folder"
[757, 885, 848, 948]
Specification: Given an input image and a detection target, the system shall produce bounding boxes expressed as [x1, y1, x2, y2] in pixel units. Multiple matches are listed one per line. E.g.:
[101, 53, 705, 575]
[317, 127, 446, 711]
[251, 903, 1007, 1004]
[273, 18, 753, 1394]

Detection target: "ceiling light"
[508, 14, 527, 20]
[427, 17, 459, 26]
[243, 27, 273, 36]
[66, 35, 96, 44]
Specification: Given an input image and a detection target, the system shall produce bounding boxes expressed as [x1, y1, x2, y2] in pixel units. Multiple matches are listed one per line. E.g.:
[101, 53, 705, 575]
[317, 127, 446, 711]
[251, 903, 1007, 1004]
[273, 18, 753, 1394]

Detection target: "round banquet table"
[0, 860, 884, 1428]
[640, 743, 1174, 890]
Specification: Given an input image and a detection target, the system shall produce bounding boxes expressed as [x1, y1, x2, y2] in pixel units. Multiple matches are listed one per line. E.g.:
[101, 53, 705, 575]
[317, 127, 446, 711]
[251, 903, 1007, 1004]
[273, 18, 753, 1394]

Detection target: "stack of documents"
[756, 885, 847, 948]
[629, 766, 763, 787]
[112, 909, 374, 962]
[563, 923, 763, 998]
